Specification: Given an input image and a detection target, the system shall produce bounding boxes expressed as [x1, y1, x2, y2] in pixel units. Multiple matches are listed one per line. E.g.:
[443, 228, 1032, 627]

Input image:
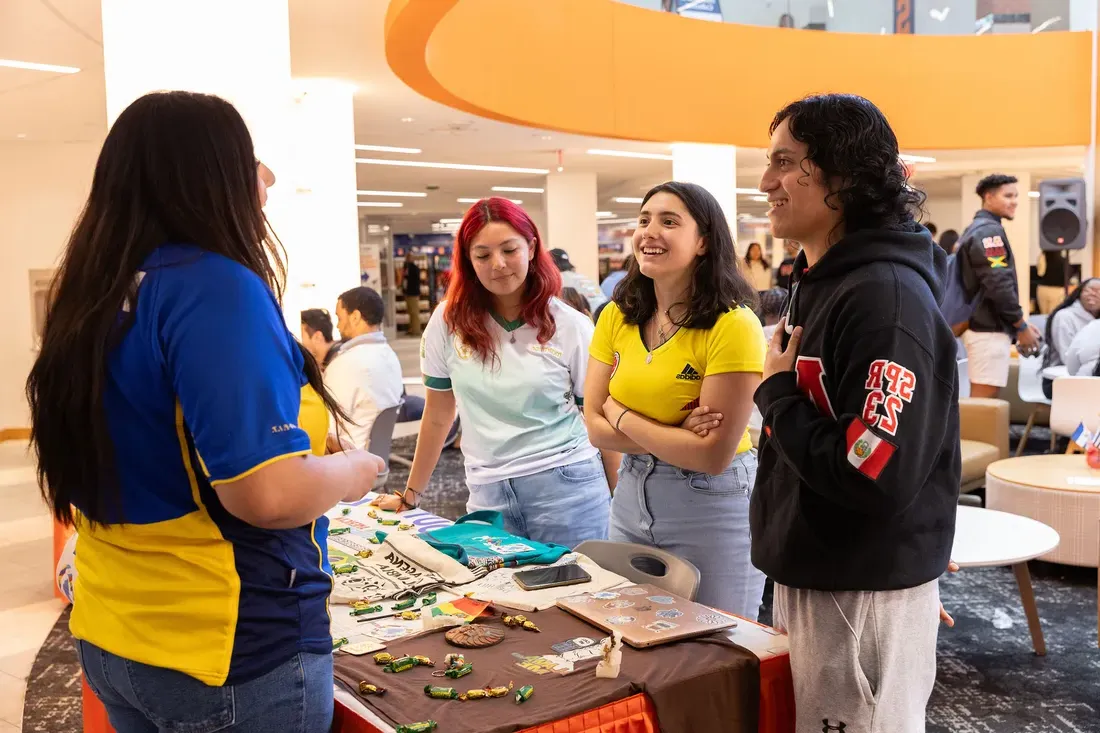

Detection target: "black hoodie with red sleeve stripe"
[750, 222, 961, 592]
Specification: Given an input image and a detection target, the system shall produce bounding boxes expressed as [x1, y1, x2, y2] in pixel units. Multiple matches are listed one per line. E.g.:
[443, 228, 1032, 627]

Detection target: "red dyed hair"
[444, 198, 561, 364]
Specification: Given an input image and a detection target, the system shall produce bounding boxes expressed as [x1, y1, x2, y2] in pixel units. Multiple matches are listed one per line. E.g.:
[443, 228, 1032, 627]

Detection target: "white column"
[671, 143, 739, 252]
[285, 81, 361, 316]
[545, 172, 599, 281]
[100, 0, 360, 326]
[962, 172, 1034, 316]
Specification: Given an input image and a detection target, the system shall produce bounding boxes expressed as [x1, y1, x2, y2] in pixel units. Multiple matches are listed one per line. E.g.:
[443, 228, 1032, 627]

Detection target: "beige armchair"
[959, 397, 1010, 494]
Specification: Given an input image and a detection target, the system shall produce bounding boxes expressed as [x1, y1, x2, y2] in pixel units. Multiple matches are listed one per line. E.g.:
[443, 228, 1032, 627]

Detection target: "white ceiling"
[0, 0, 1088, 229]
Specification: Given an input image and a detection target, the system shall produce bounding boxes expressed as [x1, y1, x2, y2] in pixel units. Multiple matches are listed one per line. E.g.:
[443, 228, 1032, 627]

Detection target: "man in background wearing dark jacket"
[958, 174, 1042, 397]
[754, 94, 961, 733]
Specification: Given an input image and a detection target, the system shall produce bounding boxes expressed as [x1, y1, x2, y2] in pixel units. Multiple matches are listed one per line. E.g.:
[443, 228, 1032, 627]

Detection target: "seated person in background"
[600, 254, 633, 299]
[1042, 278, 1100, 397]
[938, 229, 959, 254]
[1064, 316, 1100, 378]
[300, 308, 342, 368]
[551, 247, 608, 313]
[560, 286, 592, 318]
[328, 287, 404, 450]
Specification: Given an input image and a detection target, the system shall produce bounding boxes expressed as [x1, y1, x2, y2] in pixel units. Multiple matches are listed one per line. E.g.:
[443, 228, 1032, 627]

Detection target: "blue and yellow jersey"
[70, 244, 332, 686]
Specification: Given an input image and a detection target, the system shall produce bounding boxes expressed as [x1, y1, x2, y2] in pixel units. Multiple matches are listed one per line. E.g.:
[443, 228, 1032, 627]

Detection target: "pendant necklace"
[645, 309, 672, 364]
[510, 332, 516, 344]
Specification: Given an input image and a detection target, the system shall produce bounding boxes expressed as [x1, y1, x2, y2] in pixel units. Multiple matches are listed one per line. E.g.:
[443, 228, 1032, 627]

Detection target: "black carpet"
[24, 436, 1100, 732]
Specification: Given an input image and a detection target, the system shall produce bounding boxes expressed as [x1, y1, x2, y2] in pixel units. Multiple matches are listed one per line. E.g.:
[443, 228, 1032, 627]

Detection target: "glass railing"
[617, 1, 1089, 35]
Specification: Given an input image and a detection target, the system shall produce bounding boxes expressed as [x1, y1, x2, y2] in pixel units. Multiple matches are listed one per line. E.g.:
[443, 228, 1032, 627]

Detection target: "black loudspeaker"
[1038, 178, 1086, 251]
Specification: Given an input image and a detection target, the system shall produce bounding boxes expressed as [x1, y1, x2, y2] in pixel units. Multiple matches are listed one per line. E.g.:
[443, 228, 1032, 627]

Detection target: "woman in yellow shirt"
[584, 181, 767, 618]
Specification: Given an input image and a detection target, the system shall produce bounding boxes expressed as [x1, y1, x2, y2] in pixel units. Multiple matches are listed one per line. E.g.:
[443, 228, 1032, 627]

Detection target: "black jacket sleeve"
[963, 223, 1024, 327]
[755, 310, 955, 517]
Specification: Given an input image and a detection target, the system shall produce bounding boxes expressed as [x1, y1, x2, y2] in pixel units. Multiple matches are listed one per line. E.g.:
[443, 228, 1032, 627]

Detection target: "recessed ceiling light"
[439, 218, 464, 224]
[596, 211, 614, 217]
[0, 58, 80, 74]
[15, 133, 27, 139]
[458, 197, 522, 204]
[613, 197, 644, 204]
[356, 158, 549, 174]
[492, 186, 545, 194]
[541, 135, 553, 141]
[751, 195, 769, 202]
[354, 144, 422, 154]
[1028, 191, 1041, 198]
[357, 202, 404, 208]
[899, 153, 937, 164]
[357, 190, 427, 198]
[735, 188, 767, 195]
[400, 117, 415, 123]
[587, 149, 674, 161]
[598, 218, 640, 226]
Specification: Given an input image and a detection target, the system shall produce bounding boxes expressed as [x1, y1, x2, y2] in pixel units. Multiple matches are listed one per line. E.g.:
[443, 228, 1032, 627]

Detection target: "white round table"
[951, 505, 1060, 655]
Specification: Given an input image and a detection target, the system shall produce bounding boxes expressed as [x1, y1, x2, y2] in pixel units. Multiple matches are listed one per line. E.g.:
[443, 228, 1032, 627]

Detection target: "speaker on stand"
[1037, 178, 1087, 298]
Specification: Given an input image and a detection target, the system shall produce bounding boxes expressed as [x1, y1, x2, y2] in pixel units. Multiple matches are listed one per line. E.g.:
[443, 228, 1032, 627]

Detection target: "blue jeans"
[77, 640, 333, 733]
[610, 451, 766, 619]
[467, 454, 611, 549]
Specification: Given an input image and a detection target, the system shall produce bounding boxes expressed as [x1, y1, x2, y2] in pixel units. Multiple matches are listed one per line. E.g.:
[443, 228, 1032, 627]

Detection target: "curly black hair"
[976, 173, 1018, 199]
[615, 181, 757, 330]
[770, 94, 925, 235]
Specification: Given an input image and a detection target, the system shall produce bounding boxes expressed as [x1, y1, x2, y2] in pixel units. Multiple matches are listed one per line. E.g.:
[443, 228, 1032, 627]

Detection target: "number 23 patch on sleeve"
[845, 419, 897, 480]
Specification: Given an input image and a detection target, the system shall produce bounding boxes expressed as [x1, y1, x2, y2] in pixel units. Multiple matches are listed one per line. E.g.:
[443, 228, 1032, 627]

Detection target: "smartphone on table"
[514, 564, 592, 591]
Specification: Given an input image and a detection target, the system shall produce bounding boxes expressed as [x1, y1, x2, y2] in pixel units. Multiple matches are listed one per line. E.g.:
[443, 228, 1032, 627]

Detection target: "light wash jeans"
[467, 454, 611, 549]
[77, 639, 333, 733]
[610, 451, 766, 619]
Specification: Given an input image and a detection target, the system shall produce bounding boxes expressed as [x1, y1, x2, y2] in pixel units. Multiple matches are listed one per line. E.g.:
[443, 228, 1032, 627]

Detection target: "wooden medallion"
[445, 624, 505, 648]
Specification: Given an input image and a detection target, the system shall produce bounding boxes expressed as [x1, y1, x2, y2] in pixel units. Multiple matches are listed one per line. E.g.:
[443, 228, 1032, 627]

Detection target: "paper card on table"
[355, 618, 424, 642]
[429, 596, 491, 622]
[340, 638, 387, 656]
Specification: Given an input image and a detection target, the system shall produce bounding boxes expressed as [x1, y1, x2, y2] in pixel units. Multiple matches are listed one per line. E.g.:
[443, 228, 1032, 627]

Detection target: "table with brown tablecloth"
[333, 607, 759, 733]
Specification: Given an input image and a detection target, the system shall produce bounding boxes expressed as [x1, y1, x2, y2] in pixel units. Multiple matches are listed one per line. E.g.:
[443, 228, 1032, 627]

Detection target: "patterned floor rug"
[25, 437, 1100, 732]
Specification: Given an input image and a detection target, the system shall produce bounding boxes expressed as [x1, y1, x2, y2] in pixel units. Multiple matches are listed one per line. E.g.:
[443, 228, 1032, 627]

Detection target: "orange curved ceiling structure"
[384, 0, 1092, 150]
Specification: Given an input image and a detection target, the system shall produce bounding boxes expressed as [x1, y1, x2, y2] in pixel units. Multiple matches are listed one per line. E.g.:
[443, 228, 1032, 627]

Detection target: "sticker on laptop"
[656, 609, 683, 620]
[591, 591, 620, 600]
[620, 587, 648, 596]
[635, 605, 652, 612]
[647, 596, 675, 605]
[603, 600, 635, 609]
[605, 616, 636, 625]
[645, 621, 678, 633]
[696, 613, 730, 626]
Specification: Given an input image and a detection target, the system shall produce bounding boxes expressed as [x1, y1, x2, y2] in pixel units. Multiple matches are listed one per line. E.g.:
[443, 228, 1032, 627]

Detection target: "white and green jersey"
[421, 298, 599, 484]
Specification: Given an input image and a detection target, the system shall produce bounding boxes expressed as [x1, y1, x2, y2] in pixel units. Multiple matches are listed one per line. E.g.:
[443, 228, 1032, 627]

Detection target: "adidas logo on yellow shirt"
[675, 363, 701, 381]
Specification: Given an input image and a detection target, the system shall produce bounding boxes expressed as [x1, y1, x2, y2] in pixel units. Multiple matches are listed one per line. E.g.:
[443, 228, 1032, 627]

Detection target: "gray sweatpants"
[773, 580, 940, 733]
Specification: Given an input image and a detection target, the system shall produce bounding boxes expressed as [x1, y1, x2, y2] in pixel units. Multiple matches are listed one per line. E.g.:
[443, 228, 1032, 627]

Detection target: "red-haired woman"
[372, 198, 611, 548]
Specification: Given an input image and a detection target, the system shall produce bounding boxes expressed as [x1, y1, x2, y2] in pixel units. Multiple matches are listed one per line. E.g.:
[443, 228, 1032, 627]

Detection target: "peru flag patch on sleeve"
[845, 419, 897, 480]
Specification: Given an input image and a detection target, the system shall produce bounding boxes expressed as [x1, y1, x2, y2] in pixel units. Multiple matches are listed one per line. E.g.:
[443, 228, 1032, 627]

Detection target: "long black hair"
[1044, 278, 1098, 368]
[26, 91, 345, 526]
[616, 181, 757, 329]
[744, 242, 770, 269]
[769, 94, 925, 237]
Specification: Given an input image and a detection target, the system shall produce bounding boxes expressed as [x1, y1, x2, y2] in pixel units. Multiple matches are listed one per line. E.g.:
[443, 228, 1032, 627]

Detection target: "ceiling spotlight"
[458, 197, 522, 205]
[354, 144, 422, 154]
[613, 197, 644, 204]
[751, 196, 769, 202]
[400, 117, 415, 123]
[357, 202, 404, 208]
[357, 190, 427, 198]
[1028, 191, 1041, 198]
[596, 211, 614, 218]
[0, 58, 80, 74]
[357, 158, 549, 175]
[492, 186, 544, 193]
[735, 188, 767, 196]
[587, 148, 674, 161]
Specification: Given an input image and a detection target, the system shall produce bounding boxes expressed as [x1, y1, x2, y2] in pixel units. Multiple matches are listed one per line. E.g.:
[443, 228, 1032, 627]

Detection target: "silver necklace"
[645, 309, 673, 364]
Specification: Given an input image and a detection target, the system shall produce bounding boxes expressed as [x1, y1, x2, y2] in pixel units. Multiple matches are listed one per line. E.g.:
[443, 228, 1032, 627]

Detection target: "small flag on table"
[1071, 422, 1092, 448]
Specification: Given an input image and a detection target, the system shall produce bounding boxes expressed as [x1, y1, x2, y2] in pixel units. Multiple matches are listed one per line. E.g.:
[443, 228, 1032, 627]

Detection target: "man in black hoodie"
[753, 94, 961, 733]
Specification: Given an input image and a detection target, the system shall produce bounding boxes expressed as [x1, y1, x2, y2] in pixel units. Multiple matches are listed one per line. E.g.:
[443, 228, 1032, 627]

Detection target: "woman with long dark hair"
[371, 198, 613, 548]
[753, 93, 959, 733]
[584, 181, 767, 617]
[1041, 278, 1100, 395]
[743, 241, 773, 291]
[27, 92, 383, 732]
